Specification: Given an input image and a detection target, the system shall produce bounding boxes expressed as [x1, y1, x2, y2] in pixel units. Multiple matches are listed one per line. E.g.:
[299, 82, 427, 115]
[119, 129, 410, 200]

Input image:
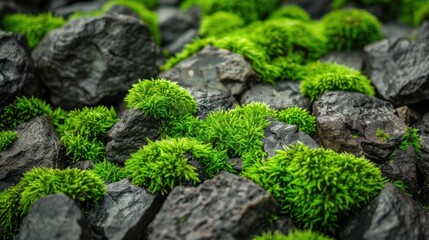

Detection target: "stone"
[88, 180, 163, 240]
[260, 215, 296, 236]
[17, 194, 91, 240]
[339, 183, 429, 240]
[157, 7, 198, 46]
[53, 1, 105, 18]
[382, 22, 414, 39]
[106, 109, 162, 165]
[241, 81, 311, 110]
[159, 46, 259, 97]
[146, 172, 277, 240]
[413, 112, 429, 135]
[313, 91, 407, 162]
[418, 135, 429, 182]
[364, 38, 429, 106]
[228, 158, 243, 173]
[0, 116, 66, 191]
[285, 0, 331, 19]
[33, 14, 157, 109]
[263, 120, 319, 157]
[395, 106, 421, 126]
[69, 160, 94, 170]
[416, 21, 429, 43]
[186, 87, 236, 119]
[165, 28, 198, 54]
[320, 51, 364, 71]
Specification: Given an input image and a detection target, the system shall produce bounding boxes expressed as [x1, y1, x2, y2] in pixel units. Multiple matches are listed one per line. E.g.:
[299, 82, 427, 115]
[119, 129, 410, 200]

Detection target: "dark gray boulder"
[33, 14, 157, 109]
[416, 21, 429, 43]
[17, 194, 91, 240]
[382, 22, 414, 39]
[186, 87, 236, 119]
[157, 7, 199, 46]
[106, 109, 162, 165]
[413, 112, 429, 135]
[88, 180, 163, 240]
[53, 1, 105, 18]
[364, 38, 429, 106]
[165, 28, 198, 54]
[159, 46, 259, 96]
[320, 51, 364, 71]
[263, 120, 318, 157]
[0, 116, 66, 191]
[418, 135, 429, 185]
[339, 183, 429, 240]
[146, 172, 277, 240]
[241, 81, 311, 110]
[313, 91, 407, 162]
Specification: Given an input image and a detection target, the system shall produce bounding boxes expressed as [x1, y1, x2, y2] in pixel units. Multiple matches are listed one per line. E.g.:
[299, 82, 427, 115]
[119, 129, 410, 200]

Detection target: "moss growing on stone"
[376, 128, 390, 142]
[269, 4, 311, 22]
[253, 230, 334, 240]
[276, 107, 316, 135]
[399, 127, 422, 156]
[199, 12, 245, 37]
[92, 159, 127, 183]
[0, 131, 17, 152]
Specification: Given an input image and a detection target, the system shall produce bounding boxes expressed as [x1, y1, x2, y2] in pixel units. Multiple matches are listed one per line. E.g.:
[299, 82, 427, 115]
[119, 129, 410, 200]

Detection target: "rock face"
[313, 91, 407, 161]
[88, 180, 163, 240]
[364, 38, 429, 106]
[187, 87, 236, 119]
[0, 31, 39, 109]
[320, 51, 364, 71]
[0, 116, 65, 191]
[146, 172, 277, 240]
[416, 21, 429, 43]
[241, 81, 311, 110]
[157, 7, 198, 46]
[17, 194, 91, 240]
[165, 28, 198, 54]
[33, 14, 157, 109]
[159, 46, 259, 96]
[263, 121, 318, 157]
[106, 109, 161, 165]
[339, 183, 429, 240]
[382, 22, 413, 39]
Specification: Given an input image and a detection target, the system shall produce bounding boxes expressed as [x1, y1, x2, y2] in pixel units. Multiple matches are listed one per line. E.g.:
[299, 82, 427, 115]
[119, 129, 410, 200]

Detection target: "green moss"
[199, 12, 245, 38]
[124, 137, 231, 194]
[245, 143, 385, 233]
[0, 131, 17, 152]
[128, 0, 159, 10]
[322, 9, 382, 50]
[1, 12, 65, 49]
[253, 230, 334, 240]
[276, 107, 316, 135]
[92, 159, 127, 183]
[414, 1, 429, 26]
[161, 114, 205, 139]
[269, 4, 311, 22]
[376, 129, 390, 142]
[399, 127, 422, 156]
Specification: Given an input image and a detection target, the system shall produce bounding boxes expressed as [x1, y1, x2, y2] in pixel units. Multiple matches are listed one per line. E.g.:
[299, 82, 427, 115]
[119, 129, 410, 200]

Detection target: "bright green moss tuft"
[276, 107, 316, 135]
[161, 114, 205, 139]
[0, 131, 17, 152]
[269, 4, 311, 22]
[125, 137, 231, 194]
[322, 9, 382, 50]
[92, 159, 128, 183]
[399, 127, 422, 156]
[245, 143, 385, 233]
[199, 12, 245, 38]
[376, 128, 390, 142]
[128, 0, 159, 10]
[1, 12, 65, 49]
[61, 133, 107, 162]
[253, 230, 334, 240]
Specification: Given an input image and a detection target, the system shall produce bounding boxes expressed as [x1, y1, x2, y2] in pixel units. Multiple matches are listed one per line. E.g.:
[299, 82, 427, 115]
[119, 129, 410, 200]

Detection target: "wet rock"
[158, 7, 198, 46]
[320, 51, 364, 71]
[0, 116, 66, 191]
[313, 91, 407, 162]
[364, 38, 429, 106]
[263, 120, 319, 157]
[382, 22, 414, 39]
[339, 183, 429, 240]
[241, 81, 310, 110]
[106, 109, 161, 165]
[146, 172, 277, 240]
[17, 194, 91, 240]
[33, 14, 157, 109]
[88, 180, 163, 240]
[186, 87, 236, 119]
[165, 28, 198, 54]
[159, 46, 259, 96]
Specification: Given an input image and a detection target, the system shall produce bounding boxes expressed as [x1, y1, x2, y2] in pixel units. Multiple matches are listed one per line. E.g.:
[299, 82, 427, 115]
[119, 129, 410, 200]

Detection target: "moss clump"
[199, 12, 245, 38]
[376, 128, 390, 142]
[0, 131, 17, 152]
[245, 143, 385, 233]
[300, 62, 375, 102]
[125, 137, 231, 194]
[128, 0, 159, 10]
[92, 160, 127, 183]
[253, 230, 334, 240]
[0, 168, 105, 238]
[1, 12, 65, 49]
[322, 9, 382, 50]
[399, 127, 422, 156]
[269, 4, 311, 22]
[276, 107, 316, 135]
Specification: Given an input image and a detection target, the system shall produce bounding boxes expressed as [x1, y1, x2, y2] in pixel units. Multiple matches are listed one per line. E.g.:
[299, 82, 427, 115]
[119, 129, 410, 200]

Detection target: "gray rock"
[395, 106, 421, 126]
[418, 135, 429, 182]
[105, 5, 141, 20]
[263, 121, 318, 157]
[157, 7, 198, 46]
[165, 28, 198, 54]
[0, 116, 66, 191]
[364, 38, 429, 106]
[186, 87, 236, 119]
[416, 21, 429, 43]
[69, 160, 94, 170]
[285, 0, 331, 19]
[159, 46, 259, 96]
[106, 109, 161, 165]
[339, 183, 429, 240]
[47, 0, 95, 11]
[17, 194, 91, 240]
[33, 15, 157, 109]
[241, 81, 311, 110]
[228, 158, 243, 173]
[88, 180, 163, 240]
[146, 172, 277, 240]
[260, 215, 296, 236]
[413, 112, 429, 134]
[320, 51, 364, 71]
[313, 91, 407, 161]
[53, 1, 105, 18]
[382, 22, 414, 39]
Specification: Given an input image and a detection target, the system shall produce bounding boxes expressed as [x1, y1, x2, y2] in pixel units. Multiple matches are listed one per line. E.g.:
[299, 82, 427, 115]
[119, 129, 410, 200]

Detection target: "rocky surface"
[0, 116, 66, 191]
[382, 22, 414, 39]
[321, 51, 364, 71]
[158, 7, 198, 47]
[165, 28, 198, 54]
[187, 87, 236, 119]
[33, 14, 157, 109]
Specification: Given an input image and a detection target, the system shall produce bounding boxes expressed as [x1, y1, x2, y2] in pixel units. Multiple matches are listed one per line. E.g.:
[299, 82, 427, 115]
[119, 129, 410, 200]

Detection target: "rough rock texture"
[413, 112, 429, 135]
[313, 91, 407, 162]
[364, 38, 429, 106]
[261, 215, 296, 236]
[158, 7, 199, 46]
[339, 183, 429, 240]
[419, 135, 429, 183]
[416, 21, 429, 43]
[382, 22, 414, 39]
[69, 160, 94, 170]
[146, 172, 277, 240]
[395, 106, 421, 126]
[88, 180, 163, 240]
[0, 31, 40, 109]
[166, 28, 198, 54]
[106, 109, 162, 165]
[321, 51, 364, 71]
[241, 82, 311, 110]
[263, 121, 319, 157]
[0, 116, 66, 191]
[17, 194, 91, 240]
[33, 14, 157, 109]
[54, 1, 105, 17]
[159, 46, 259, 96]
[187, 87, 236, 119]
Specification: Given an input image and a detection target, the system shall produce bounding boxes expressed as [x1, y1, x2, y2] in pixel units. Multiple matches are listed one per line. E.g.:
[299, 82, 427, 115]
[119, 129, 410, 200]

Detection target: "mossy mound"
[269, 4, 312, 22]
[199, 12, 245, 37]
[276, 107, 316, 135]
[0, 131, 17, 152]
